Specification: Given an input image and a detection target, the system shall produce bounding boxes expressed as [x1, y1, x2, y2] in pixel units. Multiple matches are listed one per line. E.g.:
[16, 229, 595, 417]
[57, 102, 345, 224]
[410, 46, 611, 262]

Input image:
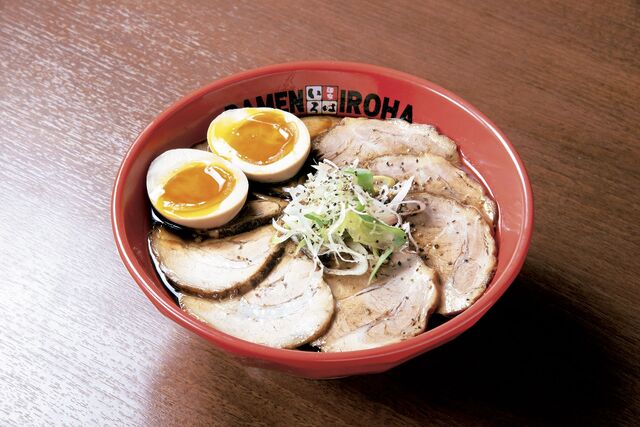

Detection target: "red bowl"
[112, 61, 533, 379]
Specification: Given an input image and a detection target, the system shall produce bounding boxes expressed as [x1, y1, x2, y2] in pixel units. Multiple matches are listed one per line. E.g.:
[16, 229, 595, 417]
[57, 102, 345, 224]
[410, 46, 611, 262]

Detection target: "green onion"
[343, 168, 374, 193]
[369, 247, 393, 283]
[304, 212, 328, 227]
[337, 211, 407, 250]
[294, 239, 306, 254]
[373, 175, 395, 186]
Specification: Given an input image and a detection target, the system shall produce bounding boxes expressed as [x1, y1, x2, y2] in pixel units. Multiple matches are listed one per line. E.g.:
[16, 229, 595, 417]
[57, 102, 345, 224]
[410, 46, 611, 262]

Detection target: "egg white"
[207, 107, 311, 183]
[146, 148, 248, 229]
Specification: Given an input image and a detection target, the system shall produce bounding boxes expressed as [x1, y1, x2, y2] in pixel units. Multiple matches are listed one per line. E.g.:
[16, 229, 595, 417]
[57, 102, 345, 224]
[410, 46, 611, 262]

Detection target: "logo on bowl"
[224, 86, 413, 122]
[305, 85, 338, 115]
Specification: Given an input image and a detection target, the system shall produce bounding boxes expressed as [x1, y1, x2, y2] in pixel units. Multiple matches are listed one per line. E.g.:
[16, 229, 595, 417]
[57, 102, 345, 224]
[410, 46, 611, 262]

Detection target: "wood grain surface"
[1, 0, 639, 425]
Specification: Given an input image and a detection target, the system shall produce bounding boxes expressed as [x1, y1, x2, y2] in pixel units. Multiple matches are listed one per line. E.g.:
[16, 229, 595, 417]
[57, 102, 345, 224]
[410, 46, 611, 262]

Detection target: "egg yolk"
[158, 162, 235, 217]
[217, 110, 297, 165]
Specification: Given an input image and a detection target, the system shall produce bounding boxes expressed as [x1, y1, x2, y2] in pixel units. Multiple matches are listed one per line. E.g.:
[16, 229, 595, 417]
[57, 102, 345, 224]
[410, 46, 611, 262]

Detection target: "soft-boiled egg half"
[146, 149, 248, 229]
[207, 107, 310, 183]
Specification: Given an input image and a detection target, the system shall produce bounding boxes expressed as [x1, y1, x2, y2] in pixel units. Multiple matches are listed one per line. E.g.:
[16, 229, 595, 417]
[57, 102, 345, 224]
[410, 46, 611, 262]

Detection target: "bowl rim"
[111, 61, 534, 363]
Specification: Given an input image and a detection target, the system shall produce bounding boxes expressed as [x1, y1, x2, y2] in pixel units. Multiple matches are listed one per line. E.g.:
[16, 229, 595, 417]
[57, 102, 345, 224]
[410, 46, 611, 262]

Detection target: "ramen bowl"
[112, 61, 533, 379]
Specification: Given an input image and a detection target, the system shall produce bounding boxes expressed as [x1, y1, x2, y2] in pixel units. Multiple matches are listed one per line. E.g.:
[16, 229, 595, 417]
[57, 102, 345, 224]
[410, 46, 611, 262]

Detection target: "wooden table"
[1, 1, 638, 425]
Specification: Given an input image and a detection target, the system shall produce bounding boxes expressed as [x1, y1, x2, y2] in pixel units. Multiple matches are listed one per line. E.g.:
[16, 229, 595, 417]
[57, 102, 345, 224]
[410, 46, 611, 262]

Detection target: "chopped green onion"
[294, 239, 306, 254]
[373, 175, 396, 189]
[369, 247, 393, 284]
[356, 170, 374, 193]
[343, 168, 374, 193]
[338, 211, 407, 249]
[304, 212, 328, 227]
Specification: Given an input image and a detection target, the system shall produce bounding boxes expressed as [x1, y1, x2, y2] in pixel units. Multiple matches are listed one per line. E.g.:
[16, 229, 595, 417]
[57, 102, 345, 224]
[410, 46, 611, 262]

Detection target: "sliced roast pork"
[150, 225, 284, 298]
[324, 272, 371, 300]
[409, 193, 497, 315]
[314, 252, 439, 352]
[180, 244, 334, 349]
[313, 117, 460, 166]
[301, 116, 342, 140]
[198, 195, 287, 239]
[366, 154, 497, 225]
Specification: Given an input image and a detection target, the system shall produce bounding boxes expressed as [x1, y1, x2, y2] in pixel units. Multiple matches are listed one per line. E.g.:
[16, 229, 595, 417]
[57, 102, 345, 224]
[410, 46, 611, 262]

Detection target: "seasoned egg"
[207, 107, 311, 183]
[146, 149, 248, 229]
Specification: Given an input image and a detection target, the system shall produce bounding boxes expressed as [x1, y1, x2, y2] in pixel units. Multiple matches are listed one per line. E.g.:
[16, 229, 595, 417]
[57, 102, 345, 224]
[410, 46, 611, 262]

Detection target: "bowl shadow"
[148, 271, 630, 425]
[337, 272, 628, 425]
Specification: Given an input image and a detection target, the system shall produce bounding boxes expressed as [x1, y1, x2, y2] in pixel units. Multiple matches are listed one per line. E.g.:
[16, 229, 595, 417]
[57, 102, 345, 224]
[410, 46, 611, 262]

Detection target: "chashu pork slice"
[150, 225, 284, 298]
[197, 195, 287, 239]
[314, 252, 439, 352]
[322, 257, 371, 300]
[324, 272, 371, 300]
[301, 116, 342, 140]
[366, 153, 497, 225]
[409, 193, 497, 315]
[180, 244, 335, 349]
[313, 117, 460, 166]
